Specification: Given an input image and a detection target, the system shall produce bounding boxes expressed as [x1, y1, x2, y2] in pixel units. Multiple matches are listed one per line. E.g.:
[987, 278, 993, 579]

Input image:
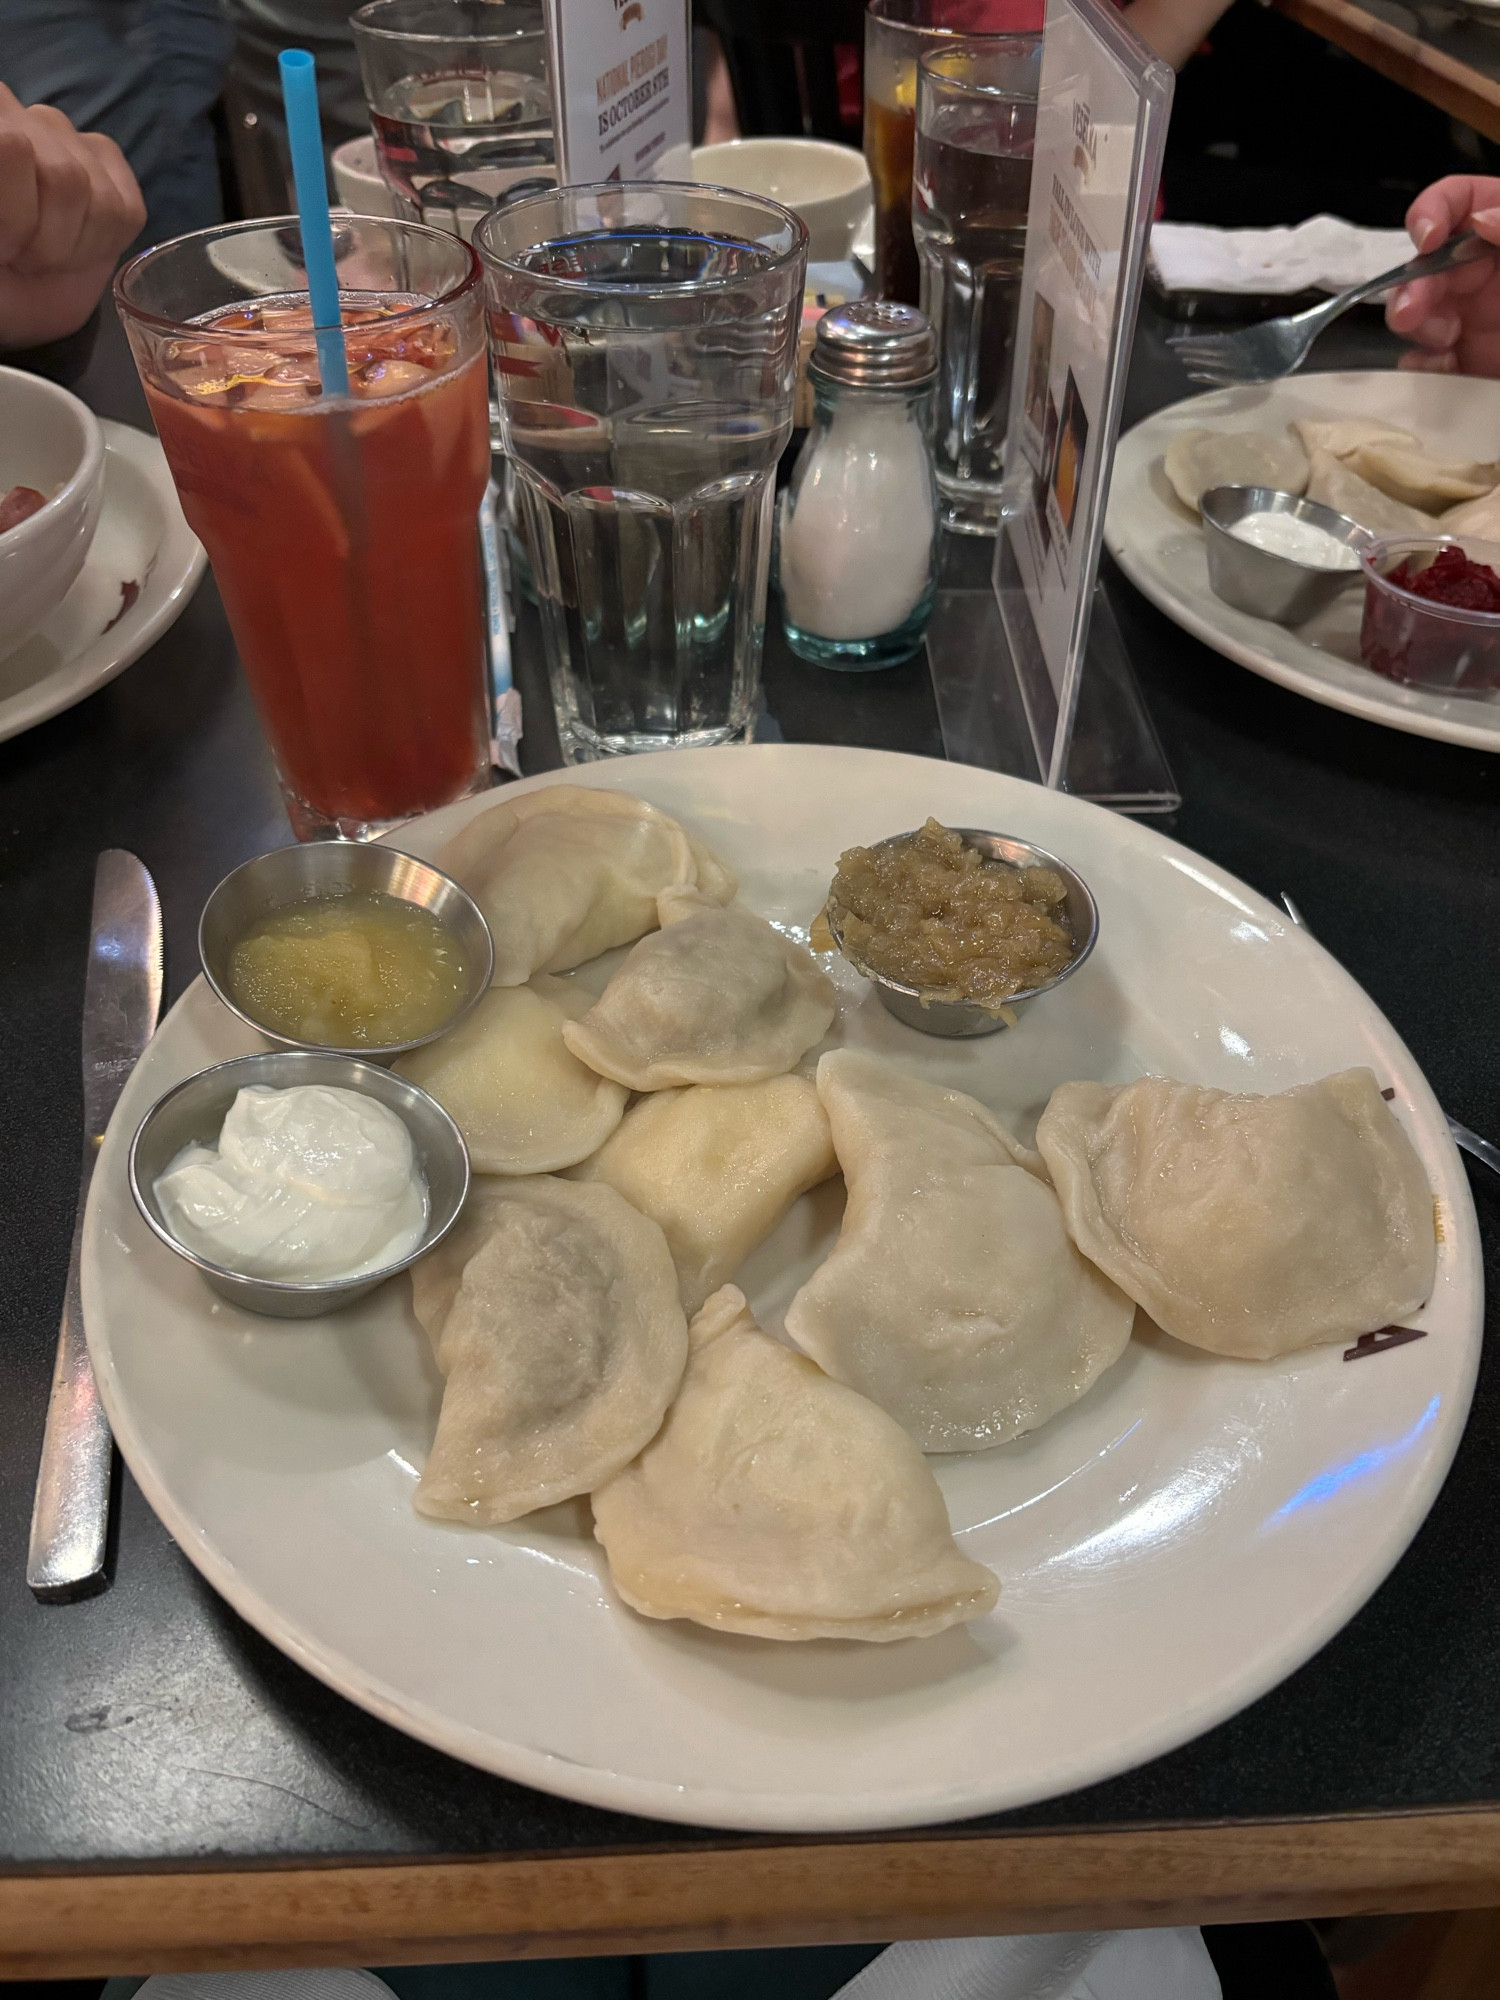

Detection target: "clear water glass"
[476, 183, 807, 763]
[913, 36, 1040, 534]
[351, 0, 554, 242]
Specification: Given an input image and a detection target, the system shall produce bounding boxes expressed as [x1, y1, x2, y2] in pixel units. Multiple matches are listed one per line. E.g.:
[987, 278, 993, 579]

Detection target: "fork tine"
[1180, 361, 1244, 387]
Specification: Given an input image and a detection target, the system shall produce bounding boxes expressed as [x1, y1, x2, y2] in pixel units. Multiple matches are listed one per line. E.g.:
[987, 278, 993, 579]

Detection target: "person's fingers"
[11, 118, 91, 273]
[72, 132, 145, 264]
[0, 83, 25, 122]
[1405, 174, 1500, 251]
[0, 121, 41, 266]
[24, 100, 83, 140]
[1387, 275, 1451, 329]
[1397, 345, 1459, 372]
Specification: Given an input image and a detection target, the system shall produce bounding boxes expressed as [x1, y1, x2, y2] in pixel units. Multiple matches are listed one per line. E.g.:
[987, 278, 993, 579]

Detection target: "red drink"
[118, 220, 493, 839]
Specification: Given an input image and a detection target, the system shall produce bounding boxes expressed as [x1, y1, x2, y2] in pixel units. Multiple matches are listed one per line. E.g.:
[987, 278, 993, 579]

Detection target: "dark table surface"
[1, 301, 1496, 1884]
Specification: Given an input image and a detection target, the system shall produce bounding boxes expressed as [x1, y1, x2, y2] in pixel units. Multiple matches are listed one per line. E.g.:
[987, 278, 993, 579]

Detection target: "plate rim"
[1105, 371, 1500, 754]
[0, 419, 206, 746]
[81, 744, 1487, 1832]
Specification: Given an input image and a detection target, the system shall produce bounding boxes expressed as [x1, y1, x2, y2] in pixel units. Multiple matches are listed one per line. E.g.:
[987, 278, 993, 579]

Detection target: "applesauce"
[826, 819, 1075, 1005]
[227, 890, 470, 1047]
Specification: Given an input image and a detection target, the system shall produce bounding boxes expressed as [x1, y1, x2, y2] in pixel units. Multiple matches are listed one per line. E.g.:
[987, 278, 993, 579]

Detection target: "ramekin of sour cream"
[130, 1051, 471, 1317]
[1226, 509, 1360, 572]
[155, 1083, 429, 1282]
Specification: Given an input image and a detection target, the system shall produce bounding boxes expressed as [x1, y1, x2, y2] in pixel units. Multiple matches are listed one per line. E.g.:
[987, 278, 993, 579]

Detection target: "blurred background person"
[0, 0, 231, 246]
[0, 80, 145, 374]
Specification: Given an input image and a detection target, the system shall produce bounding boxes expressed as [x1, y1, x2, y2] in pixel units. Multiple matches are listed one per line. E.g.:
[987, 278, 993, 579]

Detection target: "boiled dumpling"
[437, 786, 736, 985]
[410, 1174, 512, 1351]
[1034, 1069, 1436, 1361]
[396, 974, 626, 1174]
[1441, 486, 1500, 539]
[415, 1176, 688, 1524]
[569, 1072, 837, 1312]
[591, 1285, 1000, 1642]
[1291, 417, 1415, 460]
[561, 887, 836, 1091]
[1164, 428, 1308, 512]
[783, 1051, 1134, 1452]
[1346, 440, 1496, 513]
[1304, 449, 1431, 536]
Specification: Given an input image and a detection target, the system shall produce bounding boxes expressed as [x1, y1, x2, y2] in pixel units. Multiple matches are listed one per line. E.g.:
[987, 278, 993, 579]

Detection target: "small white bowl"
[692, 138, 872, 262]
[0, 366, 105, 661]
[331, 135, 397, 218]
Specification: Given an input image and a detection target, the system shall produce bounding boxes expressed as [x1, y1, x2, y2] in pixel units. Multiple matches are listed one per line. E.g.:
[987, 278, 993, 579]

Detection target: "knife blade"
[27, 851, 164, 1602]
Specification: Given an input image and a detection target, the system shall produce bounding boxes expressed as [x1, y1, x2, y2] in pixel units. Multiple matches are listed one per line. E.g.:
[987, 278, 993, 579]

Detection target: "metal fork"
[1280, 892, 1499, 1178]
[1168, 232, 1491, 388]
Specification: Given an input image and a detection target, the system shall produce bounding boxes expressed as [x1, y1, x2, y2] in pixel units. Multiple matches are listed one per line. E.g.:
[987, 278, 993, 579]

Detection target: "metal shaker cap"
[809, 300, 938, 388]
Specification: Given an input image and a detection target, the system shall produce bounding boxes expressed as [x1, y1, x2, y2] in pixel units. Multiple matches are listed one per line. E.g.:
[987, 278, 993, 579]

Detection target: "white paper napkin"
[829, 1928, 1222, 2000]
[1149, 215, 1413, 296]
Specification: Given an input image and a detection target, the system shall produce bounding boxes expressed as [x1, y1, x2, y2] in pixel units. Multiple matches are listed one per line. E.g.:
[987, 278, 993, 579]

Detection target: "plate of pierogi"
[81, 745, 1481, 1832]
[1106, 369, 1500, 750]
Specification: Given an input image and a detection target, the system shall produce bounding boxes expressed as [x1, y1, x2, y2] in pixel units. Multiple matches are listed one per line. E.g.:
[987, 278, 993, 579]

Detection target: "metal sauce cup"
[1201, 484, 1374, 627]
[199, 841, 494, 1063]
[825, 828, 1098, 1038]
[129, 1050, 471, 1318]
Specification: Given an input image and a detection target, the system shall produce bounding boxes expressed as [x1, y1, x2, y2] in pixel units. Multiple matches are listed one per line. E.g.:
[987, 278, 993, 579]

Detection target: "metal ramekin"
[199, 841, 494, 1063]
[824, 828, 1099, 1038]
[129, 1050, 470, 1317]
[1201, 484, 1374, 627]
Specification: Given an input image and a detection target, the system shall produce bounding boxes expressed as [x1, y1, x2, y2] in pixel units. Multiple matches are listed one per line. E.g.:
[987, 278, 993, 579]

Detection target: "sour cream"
[155, 1083, 428, 1282]
[1227, 509, 1359, 571]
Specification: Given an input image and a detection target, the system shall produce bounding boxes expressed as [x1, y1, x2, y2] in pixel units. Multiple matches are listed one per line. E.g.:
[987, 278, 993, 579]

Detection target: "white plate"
[1105, 371, 1500, 752]
[82, 747, 1482, 1833]
[0, 421, 204, 744]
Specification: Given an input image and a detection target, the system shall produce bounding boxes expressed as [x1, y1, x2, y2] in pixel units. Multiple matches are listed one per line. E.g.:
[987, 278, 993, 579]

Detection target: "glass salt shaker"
[778, 300, 940, 671]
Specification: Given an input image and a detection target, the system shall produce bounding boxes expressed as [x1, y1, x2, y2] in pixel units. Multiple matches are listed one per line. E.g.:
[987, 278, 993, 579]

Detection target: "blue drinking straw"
[278, 49, 349, 396]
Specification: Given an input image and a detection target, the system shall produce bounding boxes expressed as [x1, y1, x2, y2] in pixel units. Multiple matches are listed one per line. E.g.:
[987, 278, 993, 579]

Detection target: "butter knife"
[28, 851, 164, 1602]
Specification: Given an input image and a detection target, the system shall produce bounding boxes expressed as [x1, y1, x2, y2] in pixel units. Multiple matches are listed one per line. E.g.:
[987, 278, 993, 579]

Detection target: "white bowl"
[331, 135, 397, 219]
[691, 138, 872, 262]
[0, 366, 105, 661]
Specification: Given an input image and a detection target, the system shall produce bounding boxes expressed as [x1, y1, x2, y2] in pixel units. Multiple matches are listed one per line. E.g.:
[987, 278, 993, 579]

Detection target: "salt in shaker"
[778, 300, 941, 671]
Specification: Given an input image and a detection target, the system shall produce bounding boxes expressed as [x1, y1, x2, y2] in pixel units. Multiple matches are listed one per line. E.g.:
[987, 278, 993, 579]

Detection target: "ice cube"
[353, 356, 431, 398]
[236, 380, 316, 411]
[257, 304, 316, 335]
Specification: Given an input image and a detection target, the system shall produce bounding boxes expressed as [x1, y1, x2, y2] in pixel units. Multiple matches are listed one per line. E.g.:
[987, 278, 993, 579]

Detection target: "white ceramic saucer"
[0, 420, 205, 745]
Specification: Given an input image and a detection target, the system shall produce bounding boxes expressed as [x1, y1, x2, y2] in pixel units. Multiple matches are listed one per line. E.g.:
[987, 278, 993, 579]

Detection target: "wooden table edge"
[5, 1806, 1500, 1976]
[1271, 0, 1500, 141]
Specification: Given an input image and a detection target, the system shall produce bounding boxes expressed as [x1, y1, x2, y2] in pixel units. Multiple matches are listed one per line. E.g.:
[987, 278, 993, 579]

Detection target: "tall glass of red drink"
[116, 217, 493, 840]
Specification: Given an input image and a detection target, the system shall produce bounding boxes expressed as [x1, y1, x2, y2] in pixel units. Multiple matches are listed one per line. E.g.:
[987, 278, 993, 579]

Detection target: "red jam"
[1388, 546, 1500, 612]
[1360, 544, 1500, 695]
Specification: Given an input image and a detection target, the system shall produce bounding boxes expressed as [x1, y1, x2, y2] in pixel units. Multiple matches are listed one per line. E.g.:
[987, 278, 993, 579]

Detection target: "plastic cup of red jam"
[1358, 534, 1500, 695]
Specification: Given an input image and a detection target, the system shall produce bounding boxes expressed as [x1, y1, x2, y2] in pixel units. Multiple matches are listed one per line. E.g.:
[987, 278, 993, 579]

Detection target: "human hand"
[1385, 175, 1500, 377]
[0, 82, 146, 351]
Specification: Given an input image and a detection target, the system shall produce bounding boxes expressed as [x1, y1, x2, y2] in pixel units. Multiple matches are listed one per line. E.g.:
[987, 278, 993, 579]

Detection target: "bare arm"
[1123, 0, 1236, 68]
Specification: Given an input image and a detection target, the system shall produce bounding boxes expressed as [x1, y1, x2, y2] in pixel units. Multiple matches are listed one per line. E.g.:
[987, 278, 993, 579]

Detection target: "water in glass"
[913, 38, 1039, 533]
[481, 190, 804, 763]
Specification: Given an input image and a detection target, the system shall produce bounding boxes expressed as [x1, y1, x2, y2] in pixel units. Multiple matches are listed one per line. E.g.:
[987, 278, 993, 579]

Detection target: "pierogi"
[396, 975, 626, 1175]
[783, 1051, 1135, 1452]
[591, 1286, 1000, 1642]
[1164, 428, 1309, 513]
[415, 1176, 687, 1525]
[437, 786, 736, 985]
[1035, 1069, 1436, 1360]
[561, 886, 837, 1091]
[568, 1072, 838, 1312]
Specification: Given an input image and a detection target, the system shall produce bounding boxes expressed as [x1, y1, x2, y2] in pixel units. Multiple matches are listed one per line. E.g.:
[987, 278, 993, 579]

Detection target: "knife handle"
[28, 1163, 114, 1602]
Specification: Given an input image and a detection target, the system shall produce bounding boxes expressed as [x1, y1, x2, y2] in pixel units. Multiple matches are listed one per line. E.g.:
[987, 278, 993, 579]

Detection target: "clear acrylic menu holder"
[927, 0, 1180, 814]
